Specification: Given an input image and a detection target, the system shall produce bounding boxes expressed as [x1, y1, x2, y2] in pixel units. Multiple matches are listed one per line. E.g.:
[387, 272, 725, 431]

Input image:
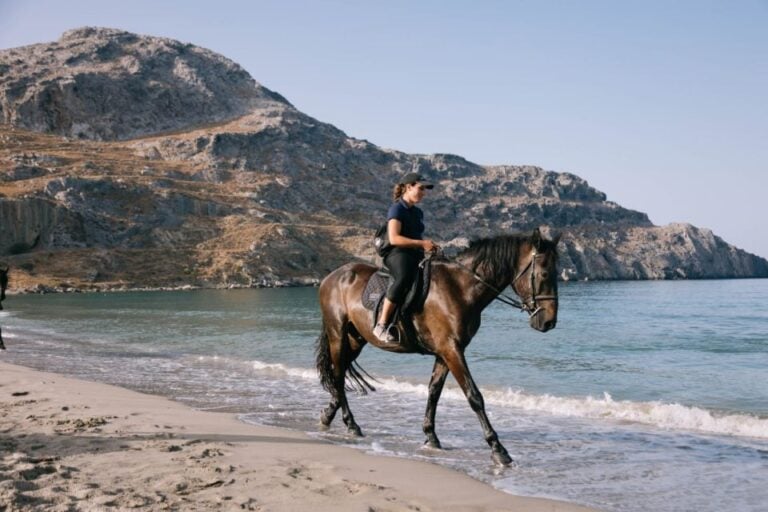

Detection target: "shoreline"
[0, 360, 598, 511]
[5, 274, 768, 296]
[4, 280, 320, 296]
[6, 272, 768, 297]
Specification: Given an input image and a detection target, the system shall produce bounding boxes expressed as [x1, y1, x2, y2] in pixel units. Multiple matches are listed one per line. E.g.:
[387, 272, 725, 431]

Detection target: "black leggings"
[384, 248, 422, 303]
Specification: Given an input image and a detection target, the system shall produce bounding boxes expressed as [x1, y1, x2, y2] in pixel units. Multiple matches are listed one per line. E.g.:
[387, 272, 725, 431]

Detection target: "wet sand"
[0, 361, 598, 511]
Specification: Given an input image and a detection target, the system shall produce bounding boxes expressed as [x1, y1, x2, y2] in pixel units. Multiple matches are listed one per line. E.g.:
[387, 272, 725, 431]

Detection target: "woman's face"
[404, 182, 428, 204]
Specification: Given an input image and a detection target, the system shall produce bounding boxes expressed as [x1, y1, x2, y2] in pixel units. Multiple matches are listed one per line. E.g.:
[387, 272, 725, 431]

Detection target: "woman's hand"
[422, 240, 440, 253]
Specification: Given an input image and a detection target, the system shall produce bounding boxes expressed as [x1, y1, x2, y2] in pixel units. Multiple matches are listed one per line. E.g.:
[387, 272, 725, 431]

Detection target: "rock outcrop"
[0, 27, 289, 140]
[1, 28, 766, 291]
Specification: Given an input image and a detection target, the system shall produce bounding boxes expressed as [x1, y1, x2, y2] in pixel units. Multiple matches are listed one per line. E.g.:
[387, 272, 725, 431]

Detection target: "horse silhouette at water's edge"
[315, 228, 560, 465]
[0, 265, 9, 350]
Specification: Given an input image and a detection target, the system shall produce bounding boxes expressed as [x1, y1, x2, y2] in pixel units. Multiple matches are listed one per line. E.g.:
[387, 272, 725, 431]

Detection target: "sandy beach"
[0, 360, 598, 512]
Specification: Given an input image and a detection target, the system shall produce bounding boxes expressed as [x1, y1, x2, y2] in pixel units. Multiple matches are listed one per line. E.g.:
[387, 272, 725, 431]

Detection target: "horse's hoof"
[423, 438, 442, 450]
[348, 426, 364, 437]
[492, 449, 513, 466]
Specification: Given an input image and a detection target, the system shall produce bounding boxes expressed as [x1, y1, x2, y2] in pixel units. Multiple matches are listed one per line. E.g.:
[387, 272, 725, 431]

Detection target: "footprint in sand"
[54, 416, 112, 432]
[189, 447, 224, 460]
[70, 482, 100, 500]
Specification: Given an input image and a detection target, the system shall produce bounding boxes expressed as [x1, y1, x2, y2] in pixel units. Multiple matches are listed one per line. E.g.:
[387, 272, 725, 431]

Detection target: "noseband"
[510, 249, 558, 318]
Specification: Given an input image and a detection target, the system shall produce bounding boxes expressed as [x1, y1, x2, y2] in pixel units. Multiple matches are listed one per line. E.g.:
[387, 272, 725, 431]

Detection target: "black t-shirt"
[387, 199, 424, 240]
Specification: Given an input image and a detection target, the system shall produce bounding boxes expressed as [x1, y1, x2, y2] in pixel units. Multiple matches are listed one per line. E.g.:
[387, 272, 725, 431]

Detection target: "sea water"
[1, 279, 766, 511]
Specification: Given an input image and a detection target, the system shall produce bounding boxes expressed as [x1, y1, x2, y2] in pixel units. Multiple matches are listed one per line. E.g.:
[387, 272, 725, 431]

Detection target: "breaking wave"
[229, 356, 768, 440]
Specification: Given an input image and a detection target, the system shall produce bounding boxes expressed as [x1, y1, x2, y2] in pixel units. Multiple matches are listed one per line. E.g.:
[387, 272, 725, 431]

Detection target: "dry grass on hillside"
[1, 124, 370, 291]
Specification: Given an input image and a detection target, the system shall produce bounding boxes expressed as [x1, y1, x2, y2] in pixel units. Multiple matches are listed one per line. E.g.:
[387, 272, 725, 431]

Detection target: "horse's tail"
[315, 320, 377, 395]
[315, 320, 336, 394]
[347, 359, 377, 395]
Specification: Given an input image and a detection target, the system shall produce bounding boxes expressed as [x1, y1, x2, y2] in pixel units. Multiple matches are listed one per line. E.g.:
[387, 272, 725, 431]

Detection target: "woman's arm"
[387, 219, 439, 252]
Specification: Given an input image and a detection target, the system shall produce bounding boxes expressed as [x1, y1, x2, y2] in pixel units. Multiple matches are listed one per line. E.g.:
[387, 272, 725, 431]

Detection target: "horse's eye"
[541, 271, 549, 279]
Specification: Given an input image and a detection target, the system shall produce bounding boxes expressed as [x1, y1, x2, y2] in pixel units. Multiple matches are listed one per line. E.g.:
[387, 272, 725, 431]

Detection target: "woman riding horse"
[374, 173, 440, 343]
[316, 228, 560, 465]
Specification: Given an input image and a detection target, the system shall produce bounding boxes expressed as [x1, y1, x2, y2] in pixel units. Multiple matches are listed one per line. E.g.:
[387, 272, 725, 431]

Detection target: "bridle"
[441, 247, 558, 318]
[509, 248, 558, 318]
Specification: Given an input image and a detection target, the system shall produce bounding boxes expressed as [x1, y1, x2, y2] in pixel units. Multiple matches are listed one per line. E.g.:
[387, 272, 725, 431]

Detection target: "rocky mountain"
[0, 27, 289, 140]
[1, 28, 766, 292]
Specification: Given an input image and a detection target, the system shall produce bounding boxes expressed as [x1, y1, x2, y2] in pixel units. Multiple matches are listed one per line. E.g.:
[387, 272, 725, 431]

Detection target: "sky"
[1, 0, 767, 257]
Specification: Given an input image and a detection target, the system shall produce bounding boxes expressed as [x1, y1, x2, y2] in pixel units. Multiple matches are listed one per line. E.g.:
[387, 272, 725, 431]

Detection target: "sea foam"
[484, 388, 768, 439]
[234, 356, 768, 440]
[366, 376, 768, 439]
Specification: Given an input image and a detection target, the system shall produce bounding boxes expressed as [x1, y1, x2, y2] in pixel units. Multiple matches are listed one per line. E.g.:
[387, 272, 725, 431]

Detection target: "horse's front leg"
[444, 350, 512, 466]
[422, 357, 449, 449]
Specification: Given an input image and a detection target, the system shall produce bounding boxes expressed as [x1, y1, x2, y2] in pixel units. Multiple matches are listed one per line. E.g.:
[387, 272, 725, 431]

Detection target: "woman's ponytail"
[392, 183, 406, 201]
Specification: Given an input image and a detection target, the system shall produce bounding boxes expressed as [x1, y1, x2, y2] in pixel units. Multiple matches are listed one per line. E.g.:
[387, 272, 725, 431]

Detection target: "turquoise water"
[1, 280, 767, 511]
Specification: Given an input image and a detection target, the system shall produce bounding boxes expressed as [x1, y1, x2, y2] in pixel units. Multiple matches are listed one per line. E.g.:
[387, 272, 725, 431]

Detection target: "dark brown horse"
[315, 228, 560, 465]
[0, 264, 8, 350]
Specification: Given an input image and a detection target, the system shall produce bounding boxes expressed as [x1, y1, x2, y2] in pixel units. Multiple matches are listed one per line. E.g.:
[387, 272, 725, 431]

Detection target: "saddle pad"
[359, 261, 434, 354]
[361, 259, 432, 315]
[362, 271, 390, 311]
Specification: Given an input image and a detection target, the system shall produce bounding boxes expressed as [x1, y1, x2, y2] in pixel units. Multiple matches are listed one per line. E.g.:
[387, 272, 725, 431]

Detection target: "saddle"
[361, 256, 433, 353]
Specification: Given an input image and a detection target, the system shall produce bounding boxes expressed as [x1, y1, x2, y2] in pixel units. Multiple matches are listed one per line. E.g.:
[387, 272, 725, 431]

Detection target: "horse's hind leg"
[336, 381, 363, 437]
[317, 320, 364, 436]
[422, 357, 449, 449]
[335, 324, 366, 436]
[321, 399, 340, 426]
[318, 320, 342, 427]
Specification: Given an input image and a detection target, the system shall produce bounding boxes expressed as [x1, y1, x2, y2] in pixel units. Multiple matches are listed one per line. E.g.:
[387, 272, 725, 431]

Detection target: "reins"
[446, 257, 527, 310]
[429, 248, 558, 318]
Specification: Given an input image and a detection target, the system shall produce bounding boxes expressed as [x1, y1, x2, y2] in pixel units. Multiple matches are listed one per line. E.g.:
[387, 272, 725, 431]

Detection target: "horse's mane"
[456, 234, 526, 284]
[456, 233, 558, 284]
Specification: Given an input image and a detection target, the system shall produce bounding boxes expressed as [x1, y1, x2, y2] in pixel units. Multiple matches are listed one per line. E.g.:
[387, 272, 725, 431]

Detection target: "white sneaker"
[373, 324, 398, 343]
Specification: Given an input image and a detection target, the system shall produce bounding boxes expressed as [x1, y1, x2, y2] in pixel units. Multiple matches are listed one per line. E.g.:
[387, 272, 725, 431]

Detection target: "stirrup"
[374, 324, 398, 344]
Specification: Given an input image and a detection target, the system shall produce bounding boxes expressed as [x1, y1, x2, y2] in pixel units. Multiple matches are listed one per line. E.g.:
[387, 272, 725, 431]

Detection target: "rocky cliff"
[1, 28, 766, 291]
[0, 27, 289, 140]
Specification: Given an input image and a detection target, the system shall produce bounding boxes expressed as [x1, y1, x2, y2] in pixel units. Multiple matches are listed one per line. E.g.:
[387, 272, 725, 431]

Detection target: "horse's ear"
[531, 228, 542, 250]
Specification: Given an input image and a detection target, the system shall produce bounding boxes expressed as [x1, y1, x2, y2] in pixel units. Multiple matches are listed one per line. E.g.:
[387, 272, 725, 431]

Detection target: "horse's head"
[512, 229, 560, 332]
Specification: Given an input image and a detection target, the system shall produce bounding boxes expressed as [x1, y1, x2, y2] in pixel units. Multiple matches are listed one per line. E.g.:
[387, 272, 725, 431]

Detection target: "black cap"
[398, 172, 434, 189]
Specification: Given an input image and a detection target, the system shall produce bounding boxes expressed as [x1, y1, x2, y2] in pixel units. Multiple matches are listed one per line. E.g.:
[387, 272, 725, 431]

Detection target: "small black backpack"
[373, 223, 392, 258]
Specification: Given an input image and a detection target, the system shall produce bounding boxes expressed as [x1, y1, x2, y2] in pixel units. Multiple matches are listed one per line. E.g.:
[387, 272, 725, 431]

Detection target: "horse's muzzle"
[530, 314, 557, 332]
